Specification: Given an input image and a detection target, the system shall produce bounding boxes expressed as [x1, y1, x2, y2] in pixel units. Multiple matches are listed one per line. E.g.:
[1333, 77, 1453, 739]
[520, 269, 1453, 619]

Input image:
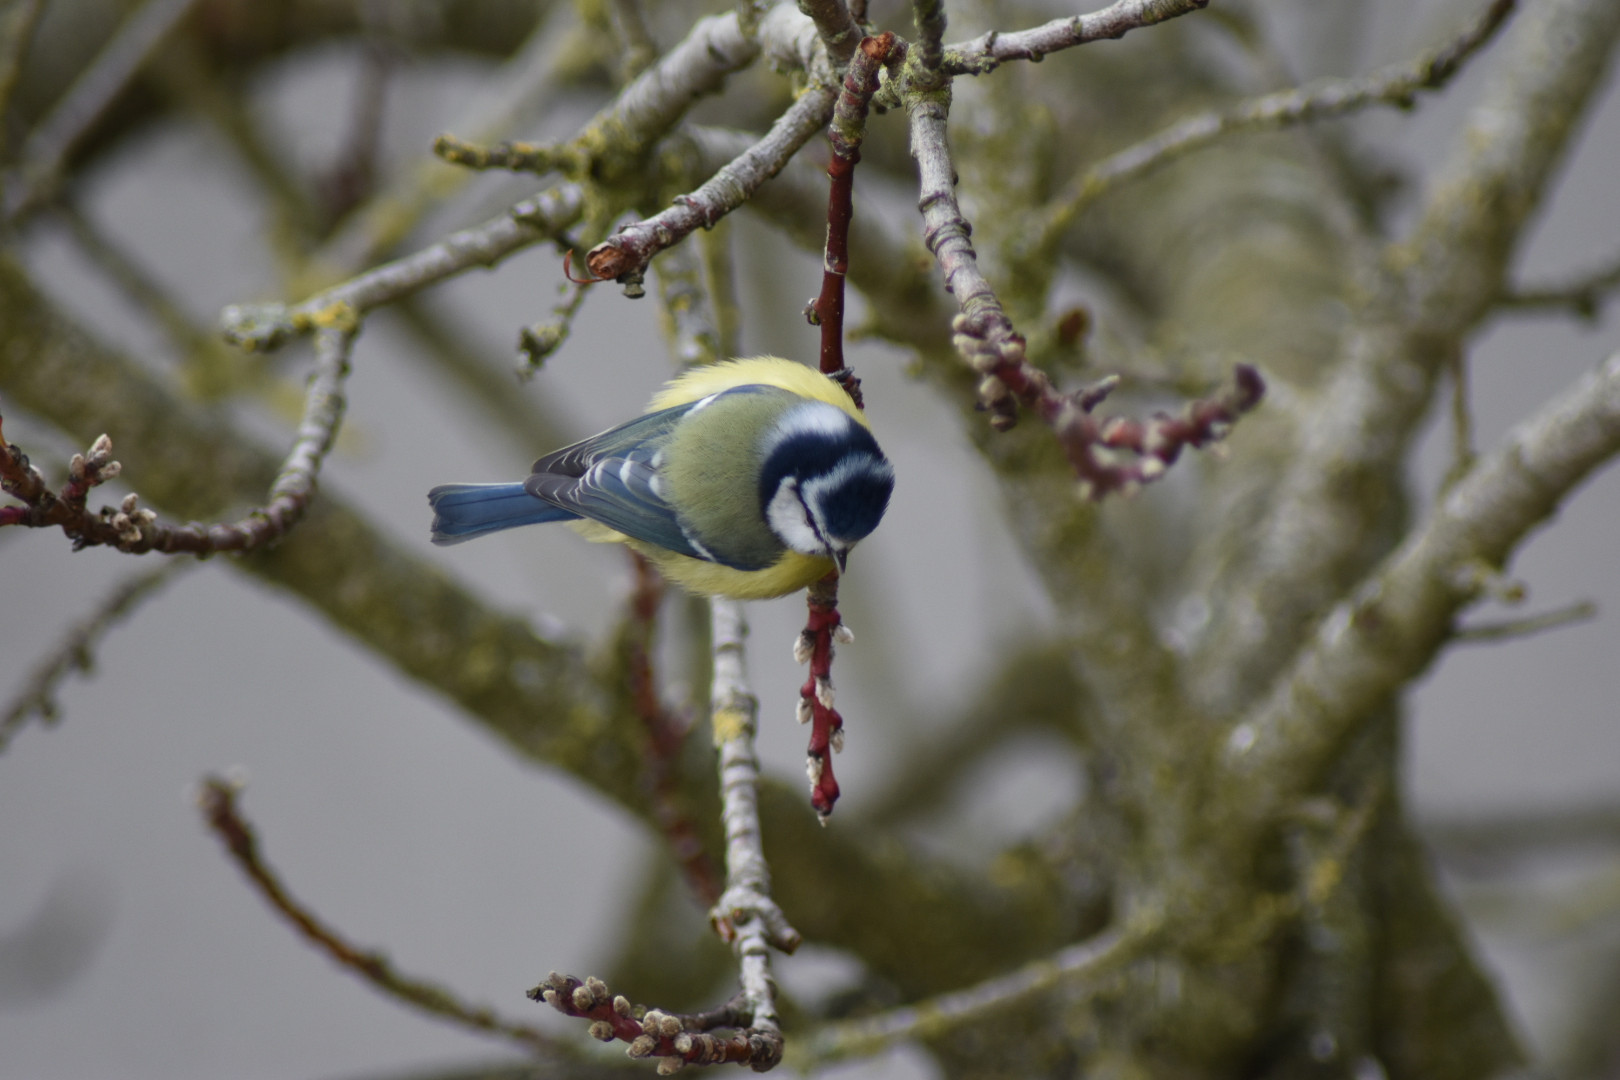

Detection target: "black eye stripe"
[796, 490, 821, 537]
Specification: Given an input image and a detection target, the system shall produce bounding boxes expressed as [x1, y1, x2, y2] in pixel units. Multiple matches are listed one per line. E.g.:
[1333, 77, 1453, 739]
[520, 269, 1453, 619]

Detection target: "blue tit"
[427, 356, 894, 599]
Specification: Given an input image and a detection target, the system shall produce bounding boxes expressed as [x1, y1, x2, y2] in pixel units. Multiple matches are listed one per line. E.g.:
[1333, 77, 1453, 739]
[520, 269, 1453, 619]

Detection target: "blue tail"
[427, 482, 578, 545]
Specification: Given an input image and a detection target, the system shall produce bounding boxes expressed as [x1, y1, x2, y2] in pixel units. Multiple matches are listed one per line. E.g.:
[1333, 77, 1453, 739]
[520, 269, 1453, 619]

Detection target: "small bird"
[428, 357, 894, 599]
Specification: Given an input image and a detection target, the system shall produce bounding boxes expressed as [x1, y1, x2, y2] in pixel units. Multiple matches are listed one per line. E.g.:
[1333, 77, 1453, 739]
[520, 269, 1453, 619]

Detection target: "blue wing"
[524, 386, 774, 563]
[428, 482, 578, 545]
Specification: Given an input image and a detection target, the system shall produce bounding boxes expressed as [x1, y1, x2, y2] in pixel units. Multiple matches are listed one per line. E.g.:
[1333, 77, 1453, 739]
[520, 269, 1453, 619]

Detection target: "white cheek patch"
[765, 478, 825, 556]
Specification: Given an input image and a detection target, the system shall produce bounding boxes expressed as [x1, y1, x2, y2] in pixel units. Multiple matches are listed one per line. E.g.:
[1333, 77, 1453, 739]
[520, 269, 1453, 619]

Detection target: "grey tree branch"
[1037, 0, 1517, 247]
[1188, 0, 1620, 717]
[1229, 348, 1620, 824]
[2, 0, 202, 220]
[706, 598, 795, 1067]
[796, 919, 1153, 1067]
[796, 0, 861, 68]
[942, 0, 1211, 76]
[220, 186, 584, 351]
[1499, 250, 1620, 319]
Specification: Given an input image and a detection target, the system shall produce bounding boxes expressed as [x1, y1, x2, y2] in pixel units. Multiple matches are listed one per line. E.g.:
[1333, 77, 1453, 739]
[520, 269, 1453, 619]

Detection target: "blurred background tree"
[2, 1, 1619, 1078]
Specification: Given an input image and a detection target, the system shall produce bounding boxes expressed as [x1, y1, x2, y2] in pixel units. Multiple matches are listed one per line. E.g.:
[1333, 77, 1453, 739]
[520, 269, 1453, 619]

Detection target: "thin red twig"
[808, 31, 895, 404]
[625, 552, 724, 906]
[196, 776, 557, 1053]
[790, 34, 894, 821]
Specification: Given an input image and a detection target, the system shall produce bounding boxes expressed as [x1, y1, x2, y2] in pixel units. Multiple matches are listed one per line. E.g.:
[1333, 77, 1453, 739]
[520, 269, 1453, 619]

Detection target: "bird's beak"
[833, 546, 849, 574]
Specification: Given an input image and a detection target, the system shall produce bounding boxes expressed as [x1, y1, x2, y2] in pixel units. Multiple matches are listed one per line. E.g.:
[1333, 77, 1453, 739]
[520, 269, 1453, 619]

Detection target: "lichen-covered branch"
[1230, 348, 1620, 824]
[581, 79, 840, 284]
[221, 186, 583, 351]
[2, 326, 356, 554]
[706, 597, 793, 1065]
[1189, 0, 1620, 716]
[796, 919, 1153, 1067]
[795, 0, 861, 69]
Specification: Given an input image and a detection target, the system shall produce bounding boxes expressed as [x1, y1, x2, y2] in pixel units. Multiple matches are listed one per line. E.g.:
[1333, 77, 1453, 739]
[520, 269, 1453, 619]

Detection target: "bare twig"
[1452, 600, 1598, 643]
[221, 187, 583, 351]
[518, 281, 593, 376]
[1, 326, 356, 553]
[581, 80, 840, 286]
[797, 919, 1155, 1066]
[793, 576, 849, 819]
[1, 563, 188, 753]
[906, 84, 1263, 492]
[796, 0, 862, 68]
[941, 0, 1211, 76]
[532, 973, 781, 1073]
[911, 0, 948, 77]
[2, 0, 203, 220]
[624, 553, 724, 907]
[197, 776, 560, 1054]
[1038, 0, 1517, 245]
[1499, 251, 1620, 319]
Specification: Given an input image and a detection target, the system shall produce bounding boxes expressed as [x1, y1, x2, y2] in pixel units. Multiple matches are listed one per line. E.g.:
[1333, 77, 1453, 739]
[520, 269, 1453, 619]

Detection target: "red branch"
[796, 576, 848, 819]
[954, 314, 1265, 497]
[787, 35, 897, 821]
[625, 553, 724, 906]
[1054, 365, 1265, 498]
[808, 32, 896, 404]
[531, 972, 783, 1072]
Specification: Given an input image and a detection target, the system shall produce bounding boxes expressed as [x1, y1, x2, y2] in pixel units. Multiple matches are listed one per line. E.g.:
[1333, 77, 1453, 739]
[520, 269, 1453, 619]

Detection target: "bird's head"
[759, 402, 894, 572]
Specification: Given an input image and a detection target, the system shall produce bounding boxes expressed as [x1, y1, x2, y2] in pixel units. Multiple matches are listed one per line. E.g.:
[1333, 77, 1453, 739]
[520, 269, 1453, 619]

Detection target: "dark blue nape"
[819, 465, 893, 543]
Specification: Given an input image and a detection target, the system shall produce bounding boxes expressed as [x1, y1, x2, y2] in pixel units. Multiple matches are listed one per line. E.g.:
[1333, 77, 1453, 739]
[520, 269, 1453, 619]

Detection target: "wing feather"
[523, 386, 775, 565]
